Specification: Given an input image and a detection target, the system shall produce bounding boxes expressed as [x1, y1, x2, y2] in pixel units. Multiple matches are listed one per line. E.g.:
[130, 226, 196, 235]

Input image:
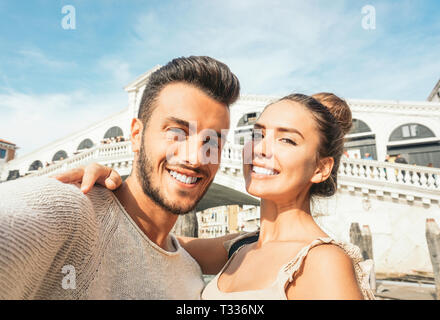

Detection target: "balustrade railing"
[24, 142, 440, 194]
[339, 159, 440, 191]
[27, 141, 133, 178]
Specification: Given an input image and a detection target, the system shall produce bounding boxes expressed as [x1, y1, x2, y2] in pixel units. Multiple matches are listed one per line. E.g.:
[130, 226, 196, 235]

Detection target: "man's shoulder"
[0, 176, 87, 206]
[0, 177, 100, 229]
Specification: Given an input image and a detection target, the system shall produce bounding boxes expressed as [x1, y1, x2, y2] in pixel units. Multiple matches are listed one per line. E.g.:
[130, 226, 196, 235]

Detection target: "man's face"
[136, 82, 230, 215]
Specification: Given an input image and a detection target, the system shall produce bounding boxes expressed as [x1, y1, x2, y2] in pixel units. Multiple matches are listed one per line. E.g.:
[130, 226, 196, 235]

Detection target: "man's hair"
[138, 56, 240, 125]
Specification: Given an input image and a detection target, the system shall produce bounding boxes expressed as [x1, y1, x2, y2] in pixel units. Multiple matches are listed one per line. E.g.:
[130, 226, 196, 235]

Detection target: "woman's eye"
[280, 138, 296, 145]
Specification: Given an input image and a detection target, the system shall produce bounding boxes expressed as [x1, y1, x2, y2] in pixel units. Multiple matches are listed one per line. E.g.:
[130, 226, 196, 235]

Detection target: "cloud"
[0, 89, 126, 156]
[123, 0, 439, 99]
[16, 48, 77, 70]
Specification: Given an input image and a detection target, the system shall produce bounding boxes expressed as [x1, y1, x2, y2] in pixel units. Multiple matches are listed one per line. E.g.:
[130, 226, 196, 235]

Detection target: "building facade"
[0, 139, 18, 180]
[427, 79, 440, 102]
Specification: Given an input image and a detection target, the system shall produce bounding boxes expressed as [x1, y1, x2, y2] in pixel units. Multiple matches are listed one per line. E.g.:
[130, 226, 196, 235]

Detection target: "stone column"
[426, 218, 440, 299]
[172, 210, 199, 238]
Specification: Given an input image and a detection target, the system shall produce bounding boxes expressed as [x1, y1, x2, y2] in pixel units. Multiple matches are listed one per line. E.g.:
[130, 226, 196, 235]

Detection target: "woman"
[55, 93, 375, 300]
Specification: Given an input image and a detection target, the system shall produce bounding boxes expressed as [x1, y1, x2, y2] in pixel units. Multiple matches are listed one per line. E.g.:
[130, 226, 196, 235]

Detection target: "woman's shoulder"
[294, 238, 375, 299]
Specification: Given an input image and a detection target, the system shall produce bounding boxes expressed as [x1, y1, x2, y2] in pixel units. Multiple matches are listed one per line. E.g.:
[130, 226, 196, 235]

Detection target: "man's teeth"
[252, 165, 278, 175]
[169, 170, 198, 184]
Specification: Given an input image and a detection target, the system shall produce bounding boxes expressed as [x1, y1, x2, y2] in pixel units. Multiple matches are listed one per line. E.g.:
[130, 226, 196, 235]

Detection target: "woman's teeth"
[252, 165, 278, 175]
[169, 170, 198, 184]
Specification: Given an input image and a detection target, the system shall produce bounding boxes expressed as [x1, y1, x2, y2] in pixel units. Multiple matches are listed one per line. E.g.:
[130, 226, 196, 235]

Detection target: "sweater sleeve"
[0, 177, 98, 299]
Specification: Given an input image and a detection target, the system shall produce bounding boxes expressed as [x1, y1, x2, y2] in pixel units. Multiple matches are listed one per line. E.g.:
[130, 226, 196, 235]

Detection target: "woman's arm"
[52, 163, 122, 193]
[178, 233, 241, 275]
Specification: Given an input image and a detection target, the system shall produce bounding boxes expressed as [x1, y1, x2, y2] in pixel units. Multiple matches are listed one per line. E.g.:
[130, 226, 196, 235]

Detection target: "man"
[0, 56, 240, 299]
[363, 153, 373, 160]
[394, 154, 408, 164]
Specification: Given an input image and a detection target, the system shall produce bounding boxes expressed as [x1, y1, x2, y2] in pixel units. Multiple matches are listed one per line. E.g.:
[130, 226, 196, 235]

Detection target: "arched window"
[77, 138, 94, 151]
[387, 123, 439, 167]
[234, 112, 261, 145]
[344, 119, 377, 160]
[29, 160, 43, 171]
[52, 150, 68, 162]
[389, 123, 435, 142]
[237, 112, 260, 127]
[348, 119, 372, 135]
[104, 126, 123, 139]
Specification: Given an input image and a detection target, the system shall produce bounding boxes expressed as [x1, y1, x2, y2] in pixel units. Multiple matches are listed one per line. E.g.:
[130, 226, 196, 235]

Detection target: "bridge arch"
[234, 112, 261, 145]
[29, 160, 43, 171]
[52, 150, 68, 162]
[77, 138, 94, 151]
[104, 126, 123, 139]
[387, 123, 440, 167]
[344, 119, 377, 160]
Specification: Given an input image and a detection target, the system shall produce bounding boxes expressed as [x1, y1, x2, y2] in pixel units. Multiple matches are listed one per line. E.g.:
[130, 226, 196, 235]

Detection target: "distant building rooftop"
[427, 79, 440, 102]
[0, 139, 17, 147]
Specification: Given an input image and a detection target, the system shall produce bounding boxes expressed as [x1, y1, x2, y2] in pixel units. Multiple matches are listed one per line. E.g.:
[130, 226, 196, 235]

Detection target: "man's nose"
[179, 133, 203, 166]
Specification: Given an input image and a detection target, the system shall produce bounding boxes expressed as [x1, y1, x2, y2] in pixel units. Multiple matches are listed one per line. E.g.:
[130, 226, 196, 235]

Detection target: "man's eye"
[167, 128, 186, 141]
[204, 136, 219, 148]
[280, 138, 296, 145]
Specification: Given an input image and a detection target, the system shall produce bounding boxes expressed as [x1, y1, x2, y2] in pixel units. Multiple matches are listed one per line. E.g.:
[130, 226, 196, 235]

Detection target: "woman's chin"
[246, 184, 276, 199]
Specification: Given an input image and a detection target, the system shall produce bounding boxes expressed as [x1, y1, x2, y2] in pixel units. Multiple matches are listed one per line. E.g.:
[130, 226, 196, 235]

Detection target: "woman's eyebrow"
[277, 127, 304, 139]
[254, 123, 304, 139]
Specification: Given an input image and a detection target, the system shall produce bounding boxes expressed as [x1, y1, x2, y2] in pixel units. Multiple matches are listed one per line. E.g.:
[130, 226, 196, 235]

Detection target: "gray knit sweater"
[0, 177, 204, 299]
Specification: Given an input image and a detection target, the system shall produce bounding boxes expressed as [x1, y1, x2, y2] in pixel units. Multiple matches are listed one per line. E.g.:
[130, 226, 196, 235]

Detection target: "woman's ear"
[310, 157, 334, 184]
[131, 118, 144, 153]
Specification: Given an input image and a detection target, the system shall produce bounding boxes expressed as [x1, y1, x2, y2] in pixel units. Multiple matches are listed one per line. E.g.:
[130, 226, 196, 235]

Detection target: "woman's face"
[243, 100, 325, 202]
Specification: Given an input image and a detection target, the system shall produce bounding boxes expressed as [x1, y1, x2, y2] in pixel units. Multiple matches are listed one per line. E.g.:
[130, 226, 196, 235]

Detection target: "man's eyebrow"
[166, 116, 224, 140]
[166, 117, 190, 128]
[254, 123, 304, 139]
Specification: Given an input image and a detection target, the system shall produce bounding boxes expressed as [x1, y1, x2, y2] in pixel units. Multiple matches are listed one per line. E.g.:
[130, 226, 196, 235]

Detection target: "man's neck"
[113, 175, 178, 251]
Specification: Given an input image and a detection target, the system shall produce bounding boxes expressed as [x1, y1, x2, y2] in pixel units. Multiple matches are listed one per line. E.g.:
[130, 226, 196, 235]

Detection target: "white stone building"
[428, 79, 440, 102]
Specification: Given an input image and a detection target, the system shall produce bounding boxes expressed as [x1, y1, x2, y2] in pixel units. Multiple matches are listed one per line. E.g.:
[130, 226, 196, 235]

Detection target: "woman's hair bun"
[312, 92, 352, 136]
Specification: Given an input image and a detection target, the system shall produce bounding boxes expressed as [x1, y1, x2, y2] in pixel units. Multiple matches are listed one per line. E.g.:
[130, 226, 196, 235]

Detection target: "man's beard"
[136, 140, 212, 215]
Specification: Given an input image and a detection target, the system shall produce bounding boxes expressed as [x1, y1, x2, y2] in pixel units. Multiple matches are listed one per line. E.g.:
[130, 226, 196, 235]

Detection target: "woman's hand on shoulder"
[52, 163, 122, 194]
[286, 244, 364, 300]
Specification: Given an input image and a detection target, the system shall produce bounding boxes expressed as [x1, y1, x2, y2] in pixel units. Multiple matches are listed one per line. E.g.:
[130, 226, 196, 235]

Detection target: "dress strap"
[277, 237, 376, 300]
[279, 237, 334, 283]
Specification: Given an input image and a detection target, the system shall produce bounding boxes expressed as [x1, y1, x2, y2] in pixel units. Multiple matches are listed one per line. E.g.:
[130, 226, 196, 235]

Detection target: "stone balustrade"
[339, 158, 440, 191]
[28, 141, 133, 178]
[24, 141, 440, 204]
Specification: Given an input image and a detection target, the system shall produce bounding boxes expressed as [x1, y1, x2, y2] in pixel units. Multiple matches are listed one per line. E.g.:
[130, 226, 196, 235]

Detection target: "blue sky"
[1, 0, 439, 155]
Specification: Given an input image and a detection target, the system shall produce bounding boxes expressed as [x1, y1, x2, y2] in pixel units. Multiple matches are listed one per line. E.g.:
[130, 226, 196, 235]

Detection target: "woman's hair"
[272, 93, 352, 197]
[312, 92, 352, 135]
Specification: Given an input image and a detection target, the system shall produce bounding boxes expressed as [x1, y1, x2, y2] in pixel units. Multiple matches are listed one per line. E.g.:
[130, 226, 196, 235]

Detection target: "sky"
[0, 0, 439, 156]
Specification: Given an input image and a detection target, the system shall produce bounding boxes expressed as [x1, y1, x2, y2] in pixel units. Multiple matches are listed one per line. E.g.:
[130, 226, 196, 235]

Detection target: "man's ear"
[131, 118, 144, 153]
[310, 157, 334, 184]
